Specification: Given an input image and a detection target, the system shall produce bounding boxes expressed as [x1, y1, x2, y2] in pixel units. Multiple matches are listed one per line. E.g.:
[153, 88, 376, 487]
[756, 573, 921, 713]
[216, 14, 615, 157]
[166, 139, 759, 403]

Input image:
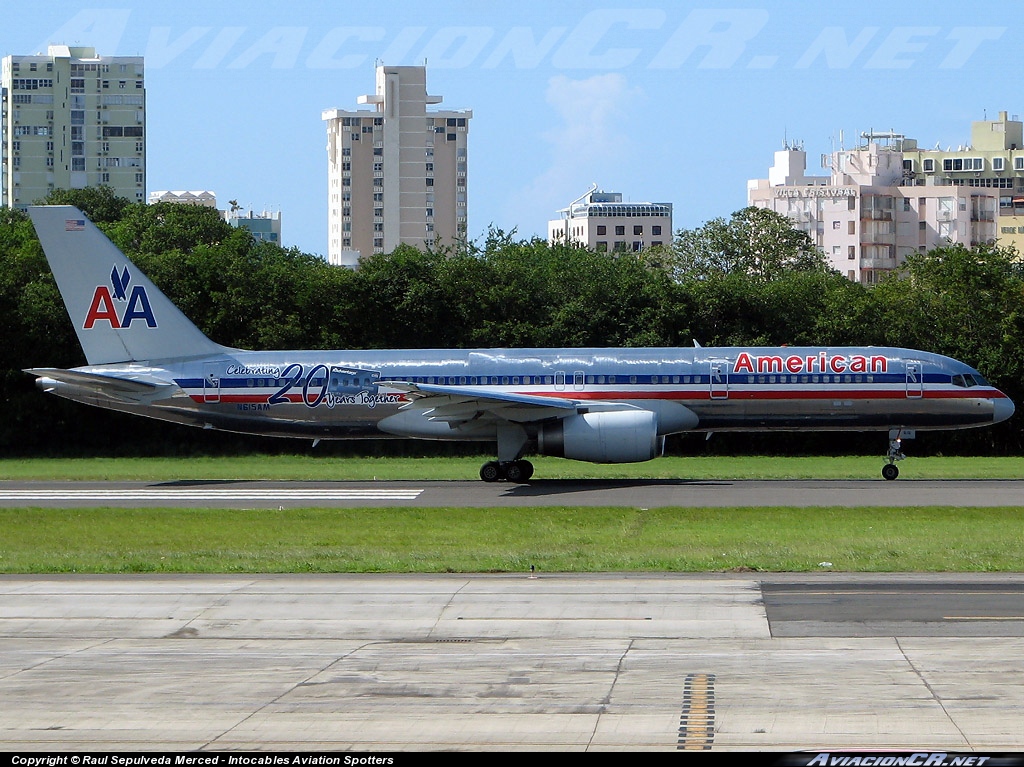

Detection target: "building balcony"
[859, 233, 895, 244]
[859, 257, 897, 269]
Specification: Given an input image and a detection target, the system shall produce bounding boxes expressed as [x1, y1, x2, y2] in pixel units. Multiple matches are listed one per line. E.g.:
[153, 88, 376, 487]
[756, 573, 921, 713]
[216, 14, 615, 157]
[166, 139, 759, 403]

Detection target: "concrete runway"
[1, 478, 1023, 507]
[2, 573, 1024, 751]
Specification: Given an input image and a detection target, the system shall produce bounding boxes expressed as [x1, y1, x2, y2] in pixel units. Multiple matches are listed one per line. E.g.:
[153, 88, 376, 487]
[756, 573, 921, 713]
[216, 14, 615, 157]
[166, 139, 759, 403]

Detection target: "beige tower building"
[323, 65, 471, 267]
[2, 46, 145, 208]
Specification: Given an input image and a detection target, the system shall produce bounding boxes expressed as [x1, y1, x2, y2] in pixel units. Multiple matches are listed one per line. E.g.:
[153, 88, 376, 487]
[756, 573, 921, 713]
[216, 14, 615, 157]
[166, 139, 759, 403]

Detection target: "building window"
[615, 225, 625, 235]
[848, 221, 855, 235]
[923, 158, 935, 172]
[597, 225, 606, 235]
[833, 220, 841, 229]
[848, 246, 855, 259]
[993, 157, 1005, 172]
[652, 225, 662, 235]
[633, 225, 643, 235]
[596, 241, 607, 251]
[1015, 157, 1024, 171]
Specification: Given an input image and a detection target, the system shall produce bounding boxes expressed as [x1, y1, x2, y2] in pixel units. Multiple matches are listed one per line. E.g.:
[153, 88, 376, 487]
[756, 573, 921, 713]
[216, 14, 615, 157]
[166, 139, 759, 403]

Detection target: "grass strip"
[1, 454, 1022, 481]
[2, 506, 1022, 574]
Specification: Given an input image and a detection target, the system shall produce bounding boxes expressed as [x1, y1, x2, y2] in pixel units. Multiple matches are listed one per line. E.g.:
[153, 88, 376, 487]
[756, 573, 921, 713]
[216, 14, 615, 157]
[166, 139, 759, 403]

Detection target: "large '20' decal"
[268, 363, 331, 408]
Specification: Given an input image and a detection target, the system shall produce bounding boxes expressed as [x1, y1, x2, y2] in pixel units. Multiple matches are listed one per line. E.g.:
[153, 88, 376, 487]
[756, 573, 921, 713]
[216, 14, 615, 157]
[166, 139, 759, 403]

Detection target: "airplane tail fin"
[27, 205, 229, 365]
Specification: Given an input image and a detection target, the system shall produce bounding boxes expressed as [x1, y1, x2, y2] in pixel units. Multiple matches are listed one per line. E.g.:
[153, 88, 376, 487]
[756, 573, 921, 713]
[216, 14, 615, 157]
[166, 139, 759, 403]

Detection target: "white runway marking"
[0, 488, 424, 501]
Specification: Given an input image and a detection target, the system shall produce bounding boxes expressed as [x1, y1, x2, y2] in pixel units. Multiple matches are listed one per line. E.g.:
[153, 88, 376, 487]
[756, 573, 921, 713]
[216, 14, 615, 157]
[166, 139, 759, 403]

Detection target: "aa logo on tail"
[84, 265, 157, 329]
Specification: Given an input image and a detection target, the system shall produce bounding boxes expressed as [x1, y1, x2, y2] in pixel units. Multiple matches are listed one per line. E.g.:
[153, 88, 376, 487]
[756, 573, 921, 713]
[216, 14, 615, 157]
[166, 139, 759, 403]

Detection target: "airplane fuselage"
[39, 345, 1011, 443]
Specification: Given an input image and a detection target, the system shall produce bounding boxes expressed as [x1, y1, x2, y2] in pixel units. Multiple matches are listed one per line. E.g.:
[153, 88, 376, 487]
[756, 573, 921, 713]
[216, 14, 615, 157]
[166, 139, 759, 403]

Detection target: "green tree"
[38, 185, 132, 224]
[670, 206, 828, 281]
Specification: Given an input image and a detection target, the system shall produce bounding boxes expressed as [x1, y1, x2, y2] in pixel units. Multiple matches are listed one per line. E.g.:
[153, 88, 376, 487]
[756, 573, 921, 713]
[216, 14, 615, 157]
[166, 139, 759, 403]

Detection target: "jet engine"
[538, 410, 662, 463]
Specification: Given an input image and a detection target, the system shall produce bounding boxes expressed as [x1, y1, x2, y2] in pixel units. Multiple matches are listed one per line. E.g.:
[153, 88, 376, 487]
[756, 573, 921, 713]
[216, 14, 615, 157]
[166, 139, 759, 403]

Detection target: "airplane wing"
[379, 380, 580, 425]
[24, 368, 176, 405]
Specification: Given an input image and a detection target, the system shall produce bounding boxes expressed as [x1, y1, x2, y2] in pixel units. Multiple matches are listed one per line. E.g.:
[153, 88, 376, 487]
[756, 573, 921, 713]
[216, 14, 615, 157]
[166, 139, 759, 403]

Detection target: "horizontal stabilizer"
[25, 367, 174, 405]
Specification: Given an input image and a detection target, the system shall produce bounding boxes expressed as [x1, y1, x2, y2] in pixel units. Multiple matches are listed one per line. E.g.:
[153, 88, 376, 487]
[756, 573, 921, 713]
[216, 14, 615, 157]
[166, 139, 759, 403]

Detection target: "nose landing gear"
[882, 428, 911, 480]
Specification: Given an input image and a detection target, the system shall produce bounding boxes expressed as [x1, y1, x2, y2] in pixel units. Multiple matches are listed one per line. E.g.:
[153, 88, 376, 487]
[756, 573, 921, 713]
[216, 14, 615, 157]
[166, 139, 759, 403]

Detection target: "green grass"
[1, 506, 1023, 574]
[1, 454, 1022, 481]
[2, 455, 1021, 574]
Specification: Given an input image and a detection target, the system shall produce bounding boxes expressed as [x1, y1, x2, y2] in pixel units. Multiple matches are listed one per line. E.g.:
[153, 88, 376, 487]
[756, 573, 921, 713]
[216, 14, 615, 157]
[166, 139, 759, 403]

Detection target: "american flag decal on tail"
[64, 219, 85, 231]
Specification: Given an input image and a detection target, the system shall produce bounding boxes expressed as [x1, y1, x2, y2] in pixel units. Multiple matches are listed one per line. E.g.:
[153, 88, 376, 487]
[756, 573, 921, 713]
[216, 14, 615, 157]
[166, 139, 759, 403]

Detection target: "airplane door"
[905, 361, 924, 399]
[555, 371, 566, 391]
[203, 363, 221, 403]
[573, 371, 585, 391]
[709, 360, 729, 400]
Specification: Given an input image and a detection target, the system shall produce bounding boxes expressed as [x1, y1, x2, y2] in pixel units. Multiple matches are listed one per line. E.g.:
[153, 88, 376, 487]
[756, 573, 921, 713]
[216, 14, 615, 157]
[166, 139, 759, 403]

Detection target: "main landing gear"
[882, 429, 908, 480]
[480, 460, 534, 483]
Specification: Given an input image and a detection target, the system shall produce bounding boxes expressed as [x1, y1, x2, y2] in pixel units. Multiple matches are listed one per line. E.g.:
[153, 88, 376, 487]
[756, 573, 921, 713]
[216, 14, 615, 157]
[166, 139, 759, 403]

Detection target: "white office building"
[2, 46, 145, 208]
[548, 187, 672, 253]
[323, 65, 470, 267]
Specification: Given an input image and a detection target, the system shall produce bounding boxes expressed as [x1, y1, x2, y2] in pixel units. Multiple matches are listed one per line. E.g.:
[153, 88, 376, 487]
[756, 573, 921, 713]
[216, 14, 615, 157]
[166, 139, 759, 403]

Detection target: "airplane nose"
[992, 396, 1015, 424]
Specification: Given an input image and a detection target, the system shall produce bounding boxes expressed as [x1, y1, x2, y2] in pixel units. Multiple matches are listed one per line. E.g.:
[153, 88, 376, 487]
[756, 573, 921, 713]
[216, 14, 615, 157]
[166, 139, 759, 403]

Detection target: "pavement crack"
[200, 640, 379, 750]
[895, 637, 970, 747]
[586, 639, 633, 751]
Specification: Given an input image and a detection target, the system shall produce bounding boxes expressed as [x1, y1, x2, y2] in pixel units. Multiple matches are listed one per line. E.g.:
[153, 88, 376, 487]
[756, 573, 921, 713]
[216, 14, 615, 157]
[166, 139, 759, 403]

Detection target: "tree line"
[1, 187, 1022, 457]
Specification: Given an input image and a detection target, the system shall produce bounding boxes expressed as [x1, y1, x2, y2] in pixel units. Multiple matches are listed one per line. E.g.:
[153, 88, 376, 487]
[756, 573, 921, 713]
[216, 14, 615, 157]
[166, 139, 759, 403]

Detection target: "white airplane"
[25, 205, 1014, 482]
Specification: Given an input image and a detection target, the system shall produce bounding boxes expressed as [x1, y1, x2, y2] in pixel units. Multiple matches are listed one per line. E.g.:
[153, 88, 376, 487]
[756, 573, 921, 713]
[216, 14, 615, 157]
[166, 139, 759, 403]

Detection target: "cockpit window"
[952, 373, 988, 388]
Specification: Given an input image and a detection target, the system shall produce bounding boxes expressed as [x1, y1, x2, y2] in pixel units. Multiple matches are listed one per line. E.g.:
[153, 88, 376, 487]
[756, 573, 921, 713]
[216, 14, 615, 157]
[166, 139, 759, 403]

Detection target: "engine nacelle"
[538, 410, 661, 464]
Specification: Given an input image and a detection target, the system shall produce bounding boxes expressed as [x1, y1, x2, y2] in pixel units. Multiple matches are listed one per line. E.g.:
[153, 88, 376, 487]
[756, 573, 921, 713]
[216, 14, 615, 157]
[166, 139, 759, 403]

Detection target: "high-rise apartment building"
[548, 187, 672, 253]
[748, 135, 998, 284]
[2, 46, 145, 208]
[748, 111, 1024, 283]
[323, 65, 470, 267]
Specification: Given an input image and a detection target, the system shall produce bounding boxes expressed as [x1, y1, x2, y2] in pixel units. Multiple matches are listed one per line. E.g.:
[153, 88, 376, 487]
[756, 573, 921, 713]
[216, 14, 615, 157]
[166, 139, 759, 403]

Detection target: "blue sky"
[8, 1, 1019, 257]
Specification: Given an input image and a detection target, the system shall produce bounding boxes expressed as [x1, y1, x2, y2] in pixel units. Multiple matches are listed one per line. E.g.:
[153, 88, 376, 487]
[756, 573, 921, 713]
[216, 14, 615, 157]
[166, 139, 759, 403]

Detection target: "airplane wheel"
[881, 464, 899, 481]
[505, 460, 533, 483]
[480, 461, 504, 482]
